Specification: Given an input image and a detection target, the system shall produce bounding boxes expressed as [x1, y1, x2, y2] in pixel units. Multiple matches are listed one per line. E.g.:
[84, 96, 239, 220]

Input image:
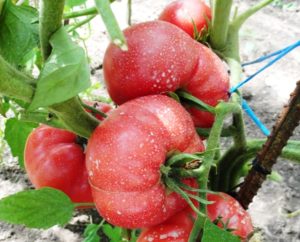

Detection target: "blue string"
[230, 40, 300, 93]
[241, 42, 298, 67]
[242, 99, 270, 136]
[229, 41, 300, 136]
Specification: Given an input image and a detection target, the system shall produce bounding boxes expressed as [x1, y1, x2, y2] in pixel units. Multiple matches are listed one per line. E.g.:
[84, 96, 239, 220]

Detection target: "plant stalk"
[210, 0, 233, 50]
[0, 56, 34, 103]
[236, 81, 300, 208]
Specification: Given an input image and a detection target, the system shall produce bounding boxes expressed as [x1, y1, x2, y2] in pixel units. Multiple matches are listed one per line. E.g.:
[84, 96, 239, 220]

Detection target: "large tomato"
[159, 0, 211, 38]
[137, 193, 254, 241]
[86, 95, 205, 228]
[103, 21, 229, 128]
[24, 101, 111, 204]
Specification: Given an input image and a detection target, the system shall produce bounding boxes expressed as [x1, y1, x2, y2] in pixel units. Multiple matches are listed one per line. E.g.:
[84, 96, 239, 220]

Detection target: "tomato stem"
[0, 56, 35, 103]
[67, 14, 97, 33]
[210, 0, 233, 50]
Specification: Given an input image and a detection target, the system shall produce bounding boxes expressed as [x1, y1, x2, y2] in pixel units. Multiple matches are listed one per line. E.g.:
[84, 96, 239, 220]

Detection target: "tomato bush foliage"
[0, 0, 299, 242]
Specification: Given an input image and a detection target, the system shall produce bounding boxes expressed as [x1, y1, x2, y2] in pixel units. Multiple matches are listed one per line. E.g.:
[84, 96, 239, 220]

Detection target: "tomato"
[159, 0, 211, 38]
[86, 95, 205, 228]
[24, 101, 111, 204]
[137, 207, 195, 242]
[137, 193, 254, 241]
[103, 21, 229, 128]
[207, 193, 254, 240]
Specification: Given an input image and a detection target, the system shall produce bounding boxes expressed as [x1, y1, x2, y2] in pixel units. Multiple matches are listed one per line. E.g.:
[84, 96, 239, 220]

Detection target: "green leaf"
[29, 27, 91, 110]
[4, 118, 37, 167]
[0, 188, 74, 229]
[66, 0, 87, 8]
[0, 97, 10, 116]
[94, 0, 127, 50]
[83, 223, 101, 242]
[102, 224, 123, 242]
[0, 0, 39, 67]
[202, 220, 240, 242]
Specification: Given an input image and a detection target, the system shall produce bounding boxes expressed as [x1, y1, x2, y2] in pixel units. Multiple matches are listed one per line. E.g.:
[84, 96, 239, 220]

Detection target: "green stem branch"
[210, 0, 233, 50]
[67, 14, 97, 33]
[39, 0, 65, 60]
[64, 7, 97, 19]
[188, 102, 240, 241]
[0, 56, 34, 103]
[231, 0, 275, 29]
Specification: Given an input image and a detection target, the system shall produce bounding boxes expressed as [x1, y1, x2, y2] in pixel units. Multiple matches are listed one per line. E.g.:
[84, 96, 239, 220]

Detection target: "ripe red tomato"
[86, 95, 205, 228]
[137, 207, 195, 242]
[24, 101, 111, 204]
[103, 21, 229, 128]
[159, 0, 211, 38]
[137, 193, 254, 241]
[207, 193, 254, 239]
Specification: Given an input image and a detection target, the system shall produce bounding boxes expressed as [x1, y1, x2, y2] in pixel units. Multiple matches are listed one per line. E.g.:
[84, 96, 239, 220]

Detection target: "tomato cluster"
[138, 193, 254, 242]
[24, 0, 253, 241]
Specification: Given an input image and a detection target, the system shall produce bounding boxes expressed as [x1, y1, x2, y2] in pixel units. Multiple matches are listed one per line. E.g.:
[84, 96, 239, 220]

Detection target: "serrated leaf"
[0, 188, 74, 229]
[0, 0, 39, 68]
[102, 224, 123, 242]
[29, 27, 91, 110]
[202, 220, 240, 242]
[66, 0, 87, 8]
[4, 118, 37, 167]
[83, 223, 101, 242]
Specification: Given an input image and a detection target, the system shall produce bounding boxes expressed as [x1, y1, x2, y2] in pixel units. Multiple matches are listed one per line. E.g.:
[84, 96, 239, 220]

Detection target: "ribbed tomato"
[86, 95, 205, 228]
[103, 21, 229, 128]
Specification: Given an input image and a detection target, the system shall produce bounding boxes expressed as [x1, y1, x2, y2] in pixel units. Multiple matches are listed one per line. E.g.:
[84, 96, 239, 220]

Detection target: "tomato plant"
[0, 0, 299, 241]
[103, 20, 229, 128]
[86, 95, 205, 228]
[159, 0, 211, 38]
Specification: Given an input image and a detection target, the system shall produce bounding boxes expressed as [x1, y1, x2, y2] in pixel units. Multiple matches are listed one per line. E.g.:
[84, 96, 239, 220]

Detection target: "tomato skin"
[24, 125, 93, 203]
[207, 193, 254, 239]
[159, 0, 211, 38]
[103, 20, 229, 128]
[24, 102, 111, 204]
[86, 95, 205, 228]
[137, 207, 195, 242]
[104, 21, 200, 105]
[184, 44, 229, 128]
[137, 193, 254, 241]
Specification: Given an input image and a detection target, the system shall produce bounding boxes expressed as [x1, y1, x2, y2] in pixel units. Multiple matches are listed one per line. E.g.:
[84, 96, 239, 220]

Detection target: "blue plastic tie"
[230, 40, 300, 93]
[242, 99, 270, 136]
[241, 41, 299, 66]
[229, 40, 300, 136]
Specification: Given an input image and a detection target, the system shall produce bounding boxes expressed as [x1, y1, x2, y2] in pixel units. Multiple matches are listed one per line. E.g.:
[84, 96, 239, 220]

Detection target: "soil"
[0, 0, 300, 241]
